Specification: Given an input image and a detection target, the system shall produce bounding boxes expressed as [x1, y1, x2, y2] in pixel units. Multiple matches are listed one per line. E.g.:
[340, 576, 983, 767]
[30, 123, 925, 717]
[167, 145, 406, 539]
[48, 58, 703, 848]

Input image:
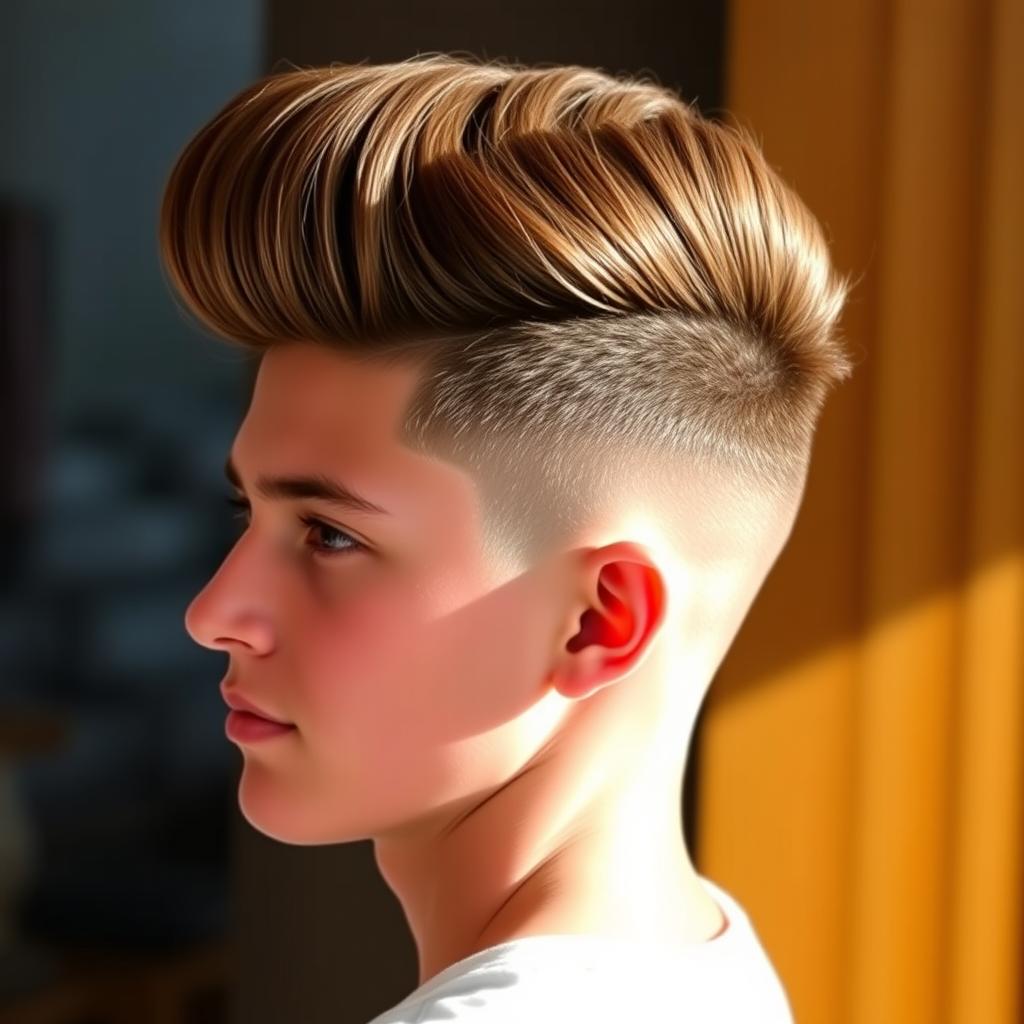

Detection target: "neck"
[374, 692, 723, 988]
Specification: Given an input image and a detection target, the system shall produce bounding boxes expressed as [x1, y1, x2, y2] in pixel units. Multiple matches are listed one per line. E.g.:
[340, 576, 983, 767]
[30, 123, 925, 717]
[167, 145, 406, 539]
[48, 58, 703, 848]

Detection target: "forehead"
[233, 342, 429, 473]
[231, 343, 481, 533]
[242, 343, 420, 455]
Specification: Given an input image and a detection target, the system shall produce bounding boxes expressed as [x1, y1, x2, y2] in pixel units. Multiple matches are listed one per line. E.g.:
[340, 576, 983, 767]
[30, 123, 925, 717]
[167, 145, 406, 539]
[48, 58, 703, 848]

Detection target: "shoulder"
[365, 956, 590, 1023]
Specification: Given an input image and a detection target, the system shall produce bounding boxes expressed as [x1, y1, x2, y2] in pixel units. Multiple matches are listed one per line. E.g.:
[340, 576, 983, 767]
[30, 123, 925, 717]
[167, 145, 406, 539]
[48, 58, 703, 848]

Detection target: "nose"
[183, 547, 274, 655]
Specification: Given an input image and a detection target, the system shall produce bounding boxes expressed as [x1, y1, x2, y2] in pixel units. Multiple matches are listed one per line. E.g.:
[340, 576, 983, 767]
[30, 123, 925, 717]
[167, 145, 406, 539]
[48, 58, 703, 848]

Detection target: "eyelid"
[224, 493, 371, 552]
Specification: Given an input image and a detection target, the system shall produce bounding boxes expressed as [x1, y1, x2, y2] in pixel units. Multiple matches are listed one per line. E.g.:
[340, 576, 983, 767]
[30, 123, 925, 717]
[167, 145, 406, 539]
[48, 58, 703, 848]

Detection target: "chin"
[235, 772, 373, 846]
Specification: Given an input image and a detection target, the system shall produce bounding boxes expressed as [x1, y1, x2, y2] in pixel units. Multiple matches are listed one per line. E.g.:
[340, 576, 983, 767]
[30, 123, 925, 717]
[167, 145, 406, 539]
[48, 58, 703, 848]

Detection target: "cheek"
[251, 562, 562, 844]
[300, 564, 554, 741]
[294, 569, 493, 756]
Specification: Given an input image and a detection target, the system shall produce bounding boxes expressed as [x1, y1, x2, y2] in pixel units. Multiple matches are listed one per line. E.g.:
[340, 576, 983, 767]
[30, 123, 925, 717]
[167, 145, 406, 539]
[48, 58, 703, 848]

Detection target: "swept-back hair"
[159, 52, 856, 573]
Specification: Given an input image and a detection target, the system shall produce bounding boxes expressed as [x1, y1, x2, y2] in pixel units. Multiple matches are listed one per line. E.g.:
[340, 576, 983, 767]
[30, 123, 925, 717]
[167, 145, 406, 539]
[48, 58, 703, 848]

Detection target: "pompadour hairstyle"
[159, 52, 856, 574]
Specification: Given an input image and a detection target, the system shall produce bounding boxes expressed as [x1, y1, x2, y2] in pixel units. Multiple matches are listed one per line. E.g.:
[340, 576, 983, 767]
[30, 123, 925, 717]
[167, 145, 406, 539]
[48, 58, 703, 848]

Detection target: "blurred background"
[0, 2, 1019, 1023]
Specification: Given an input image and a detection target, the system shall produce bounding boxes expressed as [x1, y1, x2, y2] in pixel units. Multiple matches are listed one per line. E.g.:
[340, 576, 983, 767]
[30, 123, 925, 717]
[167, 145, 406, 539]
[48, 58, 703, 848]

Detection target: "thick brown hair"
[159, 52, 856, 577]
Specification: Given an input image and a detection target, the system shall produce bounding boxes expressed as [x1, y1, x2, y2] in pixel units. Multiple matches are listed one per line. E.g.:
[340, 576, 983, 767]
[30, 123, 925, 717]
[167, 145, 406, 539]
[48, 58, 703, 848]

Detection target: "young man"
[164, 53, 854, 1022]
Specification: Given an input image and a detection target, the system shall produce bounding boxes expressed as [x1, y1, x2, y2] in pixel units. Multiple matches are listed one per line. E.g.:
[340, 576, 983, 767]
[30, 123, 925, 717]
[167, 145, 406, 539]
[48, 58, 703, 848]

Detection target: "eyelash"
[224, 496, 363, 558]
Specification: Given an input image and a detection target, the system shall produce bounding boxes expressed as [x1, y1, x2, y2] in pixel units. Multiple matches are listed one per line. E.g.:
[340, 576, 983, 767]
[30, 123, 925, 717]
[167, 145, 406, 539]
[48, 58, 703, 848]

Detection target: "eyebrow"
[224, 453, 391, 516]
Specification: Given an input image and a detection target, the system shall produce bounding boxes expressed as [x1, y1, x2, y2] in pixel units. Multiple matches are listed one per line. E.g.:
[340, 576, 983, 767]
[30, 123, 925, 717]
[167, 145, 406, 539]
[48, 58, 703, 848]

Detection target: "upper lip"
[220, 684, 293, 725]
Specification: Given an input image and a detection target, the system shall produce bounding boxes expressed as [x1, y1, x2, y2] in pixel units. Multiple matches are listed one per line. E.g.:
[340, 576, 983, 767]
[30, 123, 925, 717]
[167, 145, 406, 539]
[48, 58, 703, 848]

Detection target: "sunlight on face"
[184, 343, 572, 846]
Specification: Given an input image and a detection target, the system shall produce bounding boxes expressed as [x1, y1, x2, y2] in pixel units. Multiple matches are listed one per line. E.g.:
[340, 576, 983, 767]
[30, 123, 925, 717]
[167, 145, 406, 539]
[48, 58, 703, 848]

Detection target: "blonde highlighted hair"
[159, 52, 856, 573]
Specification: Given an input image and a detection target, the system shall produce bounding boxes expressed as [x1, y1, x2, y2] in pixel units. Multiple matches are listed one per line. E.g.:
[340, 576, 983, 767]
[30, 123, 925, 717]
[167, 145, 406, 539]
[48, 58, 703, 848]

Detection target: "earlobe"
[551, 549, 668, 701]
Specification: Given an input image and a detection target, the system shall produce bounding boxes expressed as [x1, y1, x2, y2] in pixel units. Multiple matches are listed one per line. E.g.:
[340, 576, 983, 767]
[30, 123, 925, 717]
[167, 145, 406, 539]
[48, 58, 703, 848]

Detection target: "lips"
[220, 685, 293, 725]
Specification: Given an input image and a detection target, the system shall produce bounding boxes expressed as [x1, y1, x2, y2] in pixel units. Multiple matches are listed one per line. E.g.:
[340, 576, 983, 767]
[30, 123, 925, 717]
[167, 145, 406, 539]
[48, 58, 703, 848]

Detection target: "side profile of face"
[186, 340, 801, 973]
[185, 341, 584, 846]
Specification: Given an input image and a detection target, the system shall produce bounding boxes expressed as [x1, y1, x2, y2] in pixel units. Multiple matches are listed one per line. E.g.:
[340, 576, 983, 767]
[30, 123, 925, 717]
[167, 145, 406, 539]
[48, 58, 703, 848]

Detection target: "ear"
[550, 541, 668, 700]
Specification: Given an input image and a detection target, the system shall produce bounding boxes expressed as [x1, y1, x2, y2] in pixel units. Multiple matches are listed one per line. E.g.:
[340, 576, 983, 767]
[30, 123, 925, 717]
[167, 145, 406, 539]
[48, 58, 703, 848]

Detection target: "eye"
[224, 496, 363, 558]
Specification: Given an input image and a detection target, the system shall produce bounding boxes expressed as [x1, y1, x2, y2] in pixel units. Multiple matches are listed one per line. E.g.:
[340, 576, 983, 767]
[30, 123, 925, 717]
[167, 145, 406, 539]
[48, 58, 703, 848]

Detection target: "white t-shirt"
[365, 875, 795, 1023]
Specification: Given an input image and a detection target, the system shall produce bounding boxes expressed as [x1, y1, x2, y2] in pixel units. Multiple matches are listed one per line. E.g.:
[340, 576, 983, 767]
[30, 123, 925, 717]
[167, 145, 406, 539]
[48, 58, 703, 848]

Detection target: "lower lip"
[225, 710, 297, 743]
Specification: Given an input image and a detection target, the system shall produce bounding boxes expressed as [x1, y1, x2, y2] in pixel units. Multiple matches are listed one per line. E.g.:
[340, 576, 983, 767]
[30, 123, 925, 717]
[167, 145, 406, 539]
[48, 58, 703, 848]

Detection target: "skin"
[185, 341, 787, 988]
